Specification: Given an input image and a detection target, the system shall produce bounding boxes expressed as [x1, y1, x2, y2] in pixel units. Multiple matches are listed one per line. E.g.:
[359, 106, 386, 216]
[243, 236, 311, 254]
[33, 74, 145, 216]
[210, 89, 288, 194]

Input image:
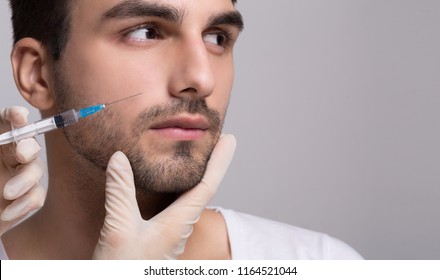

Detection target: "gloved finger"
[102, 151, 142, 236]
[158, 134, 236, 224]
[94, 151, 143, 259]
[15, 138, 41, 164]
[1, 137, 41, 169]
[196, 134, 236, 197]
[0, 107, 37, 168]
[3, 158, 44, 200]
[1, 182, 46, 222]
[0, 106, 29, 131]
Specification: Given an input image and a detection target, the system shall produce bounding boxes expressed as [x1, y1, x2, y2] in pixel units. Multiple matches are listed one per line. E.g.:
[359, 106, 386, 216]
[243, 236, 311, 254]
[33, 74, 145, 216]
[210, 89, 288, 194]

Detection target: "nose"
[168, 37, 215, 100]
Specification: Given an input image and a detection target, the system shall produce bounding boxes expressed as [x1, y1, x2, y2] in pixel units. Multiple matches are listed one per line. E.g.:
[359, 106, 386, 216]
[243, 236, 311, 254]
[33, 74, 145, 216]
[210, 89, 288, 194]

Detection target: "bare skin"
[2, 0, 242, 259]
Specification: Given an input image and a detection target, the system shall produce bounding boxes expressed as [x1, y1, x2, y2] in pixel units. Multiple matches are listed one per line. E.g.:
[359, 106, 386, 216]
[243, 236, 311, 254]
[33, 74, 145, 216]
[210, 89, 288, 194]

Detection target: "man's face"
[54, 0, 242, 193]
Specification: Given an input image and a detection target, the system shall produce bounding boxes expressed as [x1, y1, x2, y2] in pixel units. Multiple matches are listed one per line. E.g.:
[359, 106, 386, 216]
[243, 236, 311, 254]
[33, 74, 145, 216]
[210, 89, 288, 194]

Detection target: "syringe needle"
[106, 92, 143, 107]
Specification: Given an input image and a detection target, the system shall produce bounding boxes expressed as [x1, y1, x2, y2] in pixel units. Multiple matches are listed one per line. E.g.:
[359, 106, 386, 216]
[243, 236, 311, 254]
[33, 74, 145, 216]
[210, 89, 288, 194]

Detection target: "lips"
[150, 115, 210, 130]
[149, 115, 210, 141]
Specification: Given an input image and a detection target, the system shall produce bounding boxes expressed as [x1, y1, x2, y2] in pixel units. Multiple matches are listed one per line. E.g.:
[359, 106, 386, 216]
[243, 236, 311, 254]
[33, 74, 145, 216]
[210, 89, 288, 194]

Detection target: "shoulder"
[215, 208, 363, 260]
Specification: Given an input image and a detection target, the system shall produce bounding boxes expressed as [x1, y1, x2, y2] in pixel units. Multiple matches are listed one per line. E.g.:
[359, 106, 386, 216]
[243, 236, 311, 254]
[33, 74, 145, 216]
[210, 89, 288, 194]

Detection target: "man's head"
[9, 0, 243, 193]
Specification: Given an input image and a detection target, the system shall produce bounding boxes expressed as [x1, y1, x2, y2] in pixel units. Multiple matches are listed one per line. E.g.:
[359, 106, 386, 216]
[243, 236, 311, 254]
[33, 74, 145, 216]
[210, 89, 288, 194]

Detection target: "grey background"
[1, 0, 439, 259]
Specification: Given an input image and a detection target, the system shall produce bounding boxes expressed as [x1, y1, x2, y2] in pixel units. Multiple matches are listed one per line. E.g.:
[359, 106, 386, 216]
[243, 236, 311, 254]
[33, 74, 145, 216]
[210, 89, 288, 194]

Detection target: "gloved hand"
[93, 134, 236, 259]
[0, 107, 46, 235]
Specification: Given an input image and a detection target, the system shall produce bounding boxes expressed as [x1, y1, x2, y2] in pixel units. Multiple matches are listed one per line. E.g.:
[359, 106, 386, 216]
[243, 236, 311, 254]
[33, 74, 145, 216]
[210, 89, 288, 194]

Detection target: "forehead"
[71, 0, 237, 22]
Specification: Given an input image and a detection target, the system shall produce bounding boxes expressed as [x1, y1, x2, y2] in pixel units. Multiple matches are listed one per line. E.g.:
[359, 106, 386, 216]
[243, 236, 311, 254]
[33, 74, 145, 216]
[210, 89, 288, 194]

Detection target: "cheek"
[61, 42, 168, 113]
[209, 57, 234, 111]
[64, 106, 141, 168]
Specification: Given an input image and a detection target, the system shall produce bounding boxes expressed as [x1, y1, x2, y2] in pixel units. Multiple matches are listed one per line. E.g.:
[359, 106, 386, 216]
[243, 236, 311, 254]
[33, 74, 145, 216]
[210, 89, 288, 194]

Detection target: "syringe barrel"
[10, 109, 80, 143]
[11, 116, 58, 142]
[55, 109, 80, 128]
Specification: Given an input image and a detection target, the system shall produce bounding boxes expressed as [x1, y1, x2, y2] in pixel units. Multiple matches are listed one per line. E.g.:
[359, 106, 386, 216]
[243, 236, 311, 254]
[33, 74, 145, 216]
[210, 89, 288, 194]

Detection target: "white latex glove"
[0, 107, 46, 235]
[93, 134, 236, 259]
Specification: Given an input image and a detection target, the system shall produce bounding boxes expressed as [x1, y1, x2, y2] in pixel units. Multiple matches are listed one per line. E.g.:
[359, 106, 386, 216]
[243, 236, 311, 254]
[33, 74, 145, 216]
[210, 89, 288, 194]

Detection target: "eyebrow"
[102, 0, 184, 23]
[208, 11, 244, 32]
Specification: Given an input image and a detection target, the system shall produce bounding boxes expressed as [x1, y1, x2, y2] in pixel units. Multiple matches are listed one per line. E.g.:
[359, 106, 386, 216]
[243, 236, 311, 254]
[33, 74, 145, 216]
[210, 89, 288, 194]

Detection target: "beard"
[54, 72, 225, 194]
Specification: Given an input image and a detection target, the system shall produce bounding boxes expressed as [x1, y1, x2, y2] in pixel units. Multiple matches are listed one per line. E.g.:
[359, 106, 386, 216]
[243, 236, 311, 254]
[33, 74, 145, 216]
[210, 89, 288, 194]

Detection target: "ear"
[11, 38, 56, 111]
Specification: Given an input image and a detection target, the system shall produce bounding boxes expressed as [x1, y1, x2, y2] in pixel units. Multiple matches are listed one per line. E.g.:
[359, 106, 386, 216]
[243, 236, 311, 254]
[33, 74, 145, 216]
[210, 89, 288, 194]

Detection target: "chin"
[130, 141, 212, 194]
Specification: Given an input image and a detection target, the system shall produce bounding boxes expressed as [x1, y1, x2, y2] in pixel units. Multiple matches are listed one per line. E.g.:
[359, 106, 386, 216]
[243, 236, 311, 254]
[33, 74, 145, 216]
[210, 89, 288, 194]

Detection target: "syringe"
[0, 92, 143, 146]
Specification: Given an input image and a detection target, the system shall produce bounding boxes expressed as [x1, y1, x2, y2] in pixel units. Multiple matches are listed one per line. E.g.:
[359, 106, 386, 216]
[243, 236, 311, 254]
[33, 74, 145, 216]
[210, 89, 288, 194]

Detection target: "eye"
[124, 24, 161, 43]
[203, 32, 233, 48]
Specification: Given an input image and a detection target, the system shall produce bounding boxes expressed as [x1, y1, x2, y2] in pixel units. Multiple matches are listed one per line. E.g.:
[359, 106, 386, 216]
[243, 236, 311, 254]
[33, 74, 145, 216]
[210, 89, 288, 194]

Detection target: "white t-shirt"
[0, 208, 362, 260]
[217, 208, 362, 259]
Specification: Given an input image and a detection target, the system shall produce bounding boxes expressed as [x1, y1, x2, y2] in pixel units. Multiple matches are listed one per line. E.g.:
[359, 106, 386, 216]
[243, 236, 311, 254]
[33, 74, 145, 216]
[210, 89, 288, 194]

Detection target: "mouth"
[149, 114, 210, 141]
